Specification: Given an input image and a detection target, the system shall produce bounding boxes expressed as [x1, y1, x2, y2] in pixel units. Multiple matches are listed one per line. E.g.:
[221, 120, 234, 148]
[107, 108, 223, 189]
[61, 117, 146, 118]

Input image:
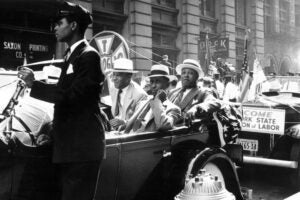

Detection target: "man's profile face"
[150, 76, 169, 94]
[111, 72, 132, 89]
[54, 18, 73, 42]
[181, 68, 198, 88]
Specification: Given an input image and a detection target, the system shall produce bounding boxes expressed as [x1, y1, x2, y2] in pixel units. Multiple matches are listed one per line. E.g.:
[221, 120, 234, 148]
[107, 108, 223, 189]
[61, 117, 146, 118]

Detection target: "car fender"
[186, 147, 243, 200]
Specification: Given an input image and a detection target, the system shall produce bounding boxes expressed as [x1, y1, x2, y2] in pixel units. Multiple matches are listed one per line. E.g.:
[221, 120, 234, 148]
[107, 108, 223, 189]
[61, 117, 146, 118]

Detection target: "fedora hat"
[176, 59, 204, 78]
[148, 64, 171, 80]
[109, 58, 138, 73]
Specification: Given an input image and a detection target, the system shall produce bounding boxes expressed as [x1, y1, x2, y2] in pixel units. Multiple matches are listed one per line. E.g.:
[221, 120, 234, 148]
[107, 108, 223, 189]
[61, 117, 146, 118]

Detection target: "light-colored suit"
[111, 81, 148, 121]
[129, 97, 181, 133]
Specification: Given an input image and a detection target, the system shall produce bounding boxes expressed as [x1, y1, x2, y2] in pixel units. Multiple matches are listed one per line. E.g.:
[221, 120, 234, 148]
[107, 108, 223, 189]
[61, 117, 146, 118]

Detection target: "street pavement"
[238, 164, 298, 200]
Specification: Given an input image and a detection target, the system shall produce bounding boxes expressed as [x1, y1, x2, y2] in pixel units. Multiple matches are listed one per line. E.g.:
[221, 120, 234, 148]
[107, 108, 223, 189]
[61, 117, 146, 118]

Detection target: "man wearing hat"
[159, 54, 174, 75]
[223, 73, 239, 102]
[109, 58, 148, 131]
[169, 59, 220, 117]
[18, 1, 105, 199]
[213, 71, 224, 99]
[124, 64, 181, 133]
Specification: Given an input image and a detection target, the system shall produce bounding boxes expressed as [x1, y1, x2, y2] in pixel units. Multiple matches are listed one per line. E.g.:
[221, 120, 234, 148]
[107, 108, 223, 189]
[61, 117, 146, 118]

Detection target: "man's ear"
[71, 21, 78, 31]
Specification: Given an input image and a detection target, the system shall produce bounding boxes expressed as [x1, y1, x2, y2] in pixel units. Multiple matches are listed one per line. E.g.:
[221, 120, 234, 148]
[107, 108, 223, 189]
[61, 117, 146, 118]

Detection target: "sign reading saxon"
[89, 31, 130, 74]
[199, 37, 229, 59]
[241, 107, 286, 135]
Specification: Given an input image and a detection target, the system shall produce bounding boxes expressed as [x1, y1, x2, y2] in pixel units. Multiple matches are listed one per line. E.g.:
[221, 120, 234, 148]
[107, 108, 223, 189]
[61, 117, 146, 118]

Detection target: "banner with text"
[241, 106, 286, 135]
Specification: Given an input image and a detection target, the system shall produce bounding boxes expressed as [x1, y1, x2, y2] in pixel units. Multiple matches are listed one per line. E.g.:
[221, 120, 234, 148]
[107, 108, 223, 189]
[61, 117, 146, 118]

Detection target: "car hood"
[244, 92, 300, 108]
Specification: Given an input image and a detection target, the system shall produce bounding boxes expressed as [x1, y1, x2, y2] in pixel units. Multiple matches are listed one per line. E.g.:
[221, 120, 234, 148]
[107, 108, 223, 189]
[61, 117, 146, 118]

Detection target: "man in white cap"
[169, 59, 220, 116]
[124, 64, 181, 133]
[109, 58, 148, 131]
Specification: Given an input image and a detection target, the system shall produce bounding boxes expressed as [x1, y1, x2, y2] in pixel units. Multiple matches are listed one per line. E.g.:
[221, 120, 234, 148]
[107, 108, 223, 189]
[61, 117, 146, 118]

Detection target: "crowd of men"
[105, 57, 244, 135]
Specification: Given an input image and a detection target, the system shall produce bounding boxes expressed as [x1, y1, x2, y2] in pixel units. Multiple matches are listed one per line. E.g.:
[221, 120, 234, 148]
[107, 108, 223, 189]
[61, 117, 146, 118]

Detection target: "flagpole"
[205, 30, 210, 75]
[238, 29, 251, 102]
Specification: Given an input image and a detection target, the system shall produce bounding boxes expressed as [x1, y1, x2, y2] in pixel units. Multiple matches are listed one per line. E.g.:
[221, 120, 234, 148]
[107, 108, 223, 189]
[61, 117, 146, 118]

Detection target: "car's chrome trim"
[243, 156, 298, 169]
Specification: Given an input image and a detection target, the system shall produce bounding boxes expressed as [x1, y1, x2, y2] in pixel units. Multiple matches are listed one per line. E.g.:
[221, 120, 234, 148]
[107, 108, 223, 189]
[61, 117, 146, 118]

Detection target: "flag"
[247, 58, 266, 101]
[238, 29, 251, 102]
[238, 70, 251, 102]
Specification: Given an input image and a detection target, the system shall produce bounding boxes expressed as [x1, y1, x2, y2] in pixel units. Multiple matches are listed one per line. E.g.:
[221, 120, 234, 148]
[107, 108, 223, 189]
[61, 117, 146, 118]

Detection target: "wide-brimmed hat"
[148, 64, 171, 80]
[176, 59, 204, 78]
[108, 58, 138, 73]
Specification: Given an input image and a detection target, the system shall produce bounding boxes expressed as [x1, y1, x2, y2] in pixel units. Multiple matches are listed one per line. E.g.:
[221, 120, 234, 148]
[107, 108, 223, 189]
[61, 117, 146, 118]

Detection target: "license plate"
[237, 138, 258, 152]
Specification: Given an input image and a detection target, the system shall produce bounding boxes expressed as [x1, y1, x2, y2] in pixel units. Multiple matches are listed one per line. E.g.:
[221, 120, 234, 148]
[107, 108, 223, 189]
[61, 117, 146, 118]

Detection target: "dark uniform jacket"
[30, 41, 105, 163]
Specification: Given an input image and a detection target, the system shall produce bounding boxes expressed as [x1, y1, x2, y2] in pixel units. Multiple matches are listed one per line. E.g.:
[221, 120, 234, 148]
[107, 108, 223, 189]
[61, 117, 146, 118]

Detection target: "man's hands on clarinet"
[17, 67, 35, 88]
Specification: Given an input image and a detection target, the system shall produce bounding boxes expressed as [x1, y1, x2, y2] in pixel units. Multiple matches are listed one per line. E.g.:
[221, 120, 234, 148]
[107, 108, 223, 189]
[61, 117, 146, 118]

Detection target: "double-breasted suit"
[111, 81, 148, 121]
[168, 86, 220, 114]
[30, 40, 105, 163]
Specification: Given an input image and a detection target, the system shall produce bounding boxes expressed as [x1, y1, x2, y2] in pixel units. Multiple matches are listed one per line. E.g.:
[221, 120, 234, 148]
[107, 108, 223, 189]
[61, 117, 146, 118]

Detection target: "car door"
[116, 132, 172, 200]
[94, 137, 122, 200]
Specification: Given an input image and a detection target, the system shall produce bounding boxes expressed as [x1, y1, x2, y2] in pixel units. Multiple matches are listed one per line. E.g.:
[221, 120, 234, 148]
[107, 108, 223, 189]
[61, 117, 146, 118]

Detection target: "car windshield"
[260, 76, 300, 93]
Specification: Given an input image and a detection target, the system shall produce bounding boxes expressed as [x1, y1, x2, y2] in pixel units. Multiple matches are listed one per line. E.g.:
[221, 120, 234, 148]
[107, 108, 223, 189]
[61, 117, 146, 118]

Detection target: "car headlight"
[285, 124, 300, 139]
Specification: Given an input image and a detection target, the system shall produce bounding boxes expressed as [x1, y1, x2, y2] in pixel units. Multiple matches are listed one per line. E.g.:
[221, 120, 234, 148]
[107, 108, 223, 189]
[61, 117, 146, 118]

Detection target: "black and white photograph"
[0, 0, 300, 199]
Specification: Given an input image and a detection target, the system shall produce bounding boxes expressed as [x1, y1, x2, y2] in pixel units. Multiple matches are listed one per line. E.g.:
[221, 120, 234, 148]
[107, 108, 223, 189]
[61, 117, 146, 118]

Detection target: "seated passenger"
[108, 58, 148, 131]
[168, 59, 220, 118]
[124, 64, 181, 133]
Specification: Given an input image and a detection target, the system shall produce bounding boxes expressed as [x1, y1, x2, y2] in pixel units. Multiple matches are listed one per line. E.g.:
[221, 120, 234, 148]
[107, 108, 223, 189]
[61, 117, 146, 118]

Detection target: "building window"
[200, 0, 215, 18]
[94, 0, 124, 13]
[264, 0, 272, 33]
[152, 8, 177, 26]
[279, 0, 289, 33]
[235, 0, 246, 26]
[152, 2, 179, 68]
[152, 0, 176, 8]
[296, 4, 300, 27]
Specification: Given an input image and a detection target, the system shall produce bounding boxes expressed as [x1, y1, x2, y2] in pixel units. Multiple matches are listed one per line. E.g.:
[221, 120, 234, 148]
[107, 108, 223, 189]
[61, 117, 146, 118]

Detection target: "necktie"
[114, 89, 122, 116]
[174, 89, 185, 106]
[64, 47, 71, 62]
[132, 102, 151, 132]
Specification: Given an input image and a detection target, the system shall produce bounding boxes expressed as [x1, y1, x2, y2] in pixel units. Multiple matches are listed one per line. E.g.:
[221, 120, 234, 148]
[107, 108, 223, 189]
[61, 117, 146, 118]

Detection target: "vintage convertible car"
[0, 63, 244, 200]
[238, 76, 300, 189]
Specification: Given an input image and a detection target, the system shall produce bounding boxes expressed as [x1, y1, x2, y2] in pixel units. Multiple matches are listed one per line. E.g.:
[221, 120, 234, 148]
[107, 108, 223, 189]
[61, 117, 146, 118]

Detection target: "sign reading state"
[241, 107, 286, 135]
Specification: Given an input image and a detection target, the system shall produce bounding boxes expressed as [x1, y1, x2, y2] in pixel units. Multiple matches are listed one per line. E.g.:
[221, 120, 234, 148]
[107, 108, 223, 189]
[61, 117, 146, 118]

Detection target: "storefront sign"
[199, 37, 229, 59]
[241, 106, 286, 135]
[0, 29, 55, 69]
[90, 31, 130, 74]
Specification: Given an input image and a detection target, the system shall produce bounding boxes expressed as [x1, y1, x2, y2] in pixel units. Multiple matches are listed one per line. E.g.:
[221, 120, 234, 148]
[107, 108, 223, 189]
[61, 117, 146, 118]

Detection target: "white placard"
[241, 106, 286, 135]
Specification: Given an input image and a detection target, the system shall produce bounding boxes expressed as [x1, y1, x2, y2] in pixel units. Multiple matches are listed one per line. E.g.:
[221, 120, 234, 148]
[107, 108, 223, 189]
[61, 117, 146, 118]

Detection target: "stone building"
[1, 0, 300, 76]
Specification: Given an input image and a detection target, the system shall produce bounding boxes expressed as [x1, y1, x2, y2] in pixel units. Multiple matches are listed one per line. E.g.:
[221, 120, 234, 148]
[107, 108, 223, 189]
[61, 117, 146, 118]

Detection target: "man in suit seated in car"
[168, 59, 220, 121]
[109, 58, 148, 131]
[124, 64, 181, 133]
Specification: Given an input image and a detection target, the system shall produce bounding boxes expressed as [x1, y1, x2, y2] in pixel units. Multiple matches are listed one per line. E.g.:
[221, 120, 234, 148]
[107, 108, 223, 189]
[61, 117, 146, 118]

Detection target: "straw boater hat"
[148, 64, 171, 80]
[176, 59, 204, 78]
[109, 58, 138, 73]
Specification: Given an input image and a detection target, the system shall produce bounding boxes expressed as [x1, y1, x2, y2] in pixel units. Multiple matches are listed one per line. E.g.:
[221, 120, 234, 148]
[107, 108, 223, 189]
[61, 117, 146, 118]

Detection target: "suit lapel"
[179, 87, 199, 111]
[169, 88, 181, 102]
[111, 88, 118, 116]
[58, 41, 87, 85]
[122, 82, 134, 118]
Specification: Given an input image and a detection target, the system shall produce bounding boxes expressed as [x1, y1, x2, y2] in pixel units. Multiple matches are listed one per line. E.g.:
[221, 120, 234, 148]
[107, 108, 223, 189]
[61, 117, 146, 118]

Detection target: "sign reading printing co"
[241, 107, 286, 135]
[89, 31, 130, 74]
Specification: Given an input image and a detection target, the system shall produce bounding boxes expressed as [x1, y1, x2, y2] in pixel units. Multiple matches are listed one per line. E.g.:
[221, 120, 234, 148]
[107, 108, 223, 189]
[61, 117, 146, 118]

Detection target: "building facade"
[1, 0, 300, 76]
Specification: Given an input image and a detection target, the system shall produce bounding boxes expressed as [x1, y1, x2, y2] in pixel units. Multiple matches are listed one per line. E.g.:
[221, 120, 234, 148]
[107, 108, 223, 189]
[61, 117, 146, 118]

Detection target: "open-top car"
[0, 61, 244, 200]
[238, 76, 300, 188]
